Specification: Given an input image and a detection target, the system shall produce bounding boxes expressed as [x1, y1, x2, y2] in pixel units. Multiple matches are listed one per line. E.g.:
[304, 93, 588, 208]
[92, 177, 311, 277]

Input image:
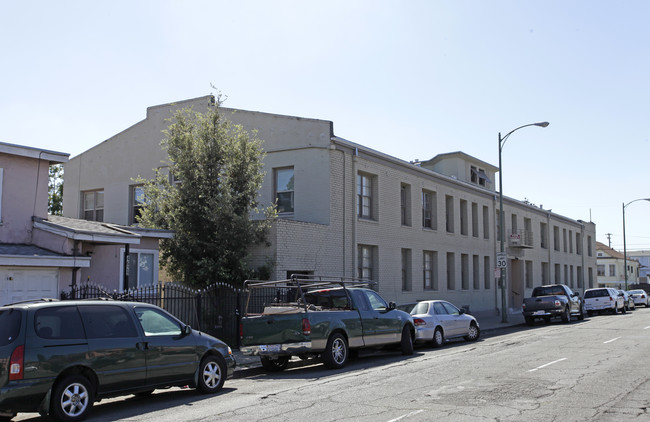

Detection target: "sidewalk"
[232, 309, 525, 376]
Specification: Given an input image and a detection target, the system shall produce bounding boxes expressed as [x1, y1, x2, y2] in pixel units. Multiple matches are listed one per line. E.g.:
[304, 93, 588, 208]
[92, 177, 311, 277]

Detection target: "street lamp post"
[622, 198, 650, 290]
[498, 121, 549, 323]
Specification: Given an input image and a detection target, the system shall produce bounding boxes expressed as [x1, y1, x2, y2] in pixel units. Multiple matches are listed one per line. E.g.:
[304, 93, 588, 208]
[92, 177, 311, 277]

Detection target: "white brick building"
[63, 96, 598, 314]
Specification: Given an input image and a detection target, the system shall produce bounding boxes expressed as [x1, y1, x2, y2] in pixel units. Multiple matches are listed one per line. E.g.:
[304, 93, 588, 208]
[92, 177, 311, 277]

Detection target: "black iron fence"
[61, 281, 281, 348]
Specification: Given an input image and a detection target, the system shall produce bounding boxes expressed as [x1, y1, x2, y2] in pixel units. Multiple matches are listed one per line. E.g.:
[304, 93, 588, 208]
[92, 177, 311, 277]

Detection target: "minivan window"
[79, 305, 138, 338]
[134, 307, 182, 336]
[34, 306, 85, 339]
[0, 309, 22, 346]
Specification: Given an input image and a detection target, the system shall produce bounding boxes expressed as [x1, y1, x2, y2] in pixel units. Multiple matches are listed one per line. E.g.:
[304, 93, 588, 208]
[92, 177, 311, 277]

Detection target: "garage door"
[0, 268, 59, 306]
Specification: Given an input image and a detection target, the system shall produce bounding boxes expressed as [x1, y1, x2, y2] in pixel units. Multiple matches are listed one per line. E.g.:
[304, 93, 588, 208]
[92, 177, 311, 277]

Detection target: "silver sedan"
[404, 300, 480, 347]
[627, 289, 649, 307]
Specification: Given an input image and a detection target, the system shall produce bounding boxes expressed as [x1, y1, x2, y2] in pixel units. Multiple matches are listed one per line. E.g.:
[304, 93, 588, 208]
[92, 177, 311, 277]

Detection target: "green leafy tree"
[48, 164, 64, 215]
[136, 95, 275, 288]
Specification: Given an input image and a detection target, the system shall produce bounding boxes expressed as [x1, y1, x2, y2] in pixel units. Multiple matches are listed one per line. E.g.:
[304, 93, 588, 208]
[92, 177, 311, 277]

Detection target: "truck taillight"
[554, 300, 561, 307]
[302, 318, 311, 336]
[9, 345, 24, 381]
[239, 323, 243, 340]
[413, 318, 426, 326]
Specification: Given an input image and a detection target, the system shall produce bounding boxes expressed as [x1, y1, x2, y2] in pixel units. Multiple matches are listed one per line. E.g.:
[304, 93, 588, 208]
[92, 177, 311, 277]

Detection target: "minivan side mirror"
[387, 302, 396, 311]
[183, 325, 192, 335]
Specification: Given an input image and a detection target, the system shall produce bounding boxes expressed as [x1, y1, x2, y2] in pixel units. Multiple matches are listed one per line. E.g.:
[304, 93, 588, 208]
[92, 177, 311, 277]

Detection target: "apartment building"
[62, 96, 597, 314]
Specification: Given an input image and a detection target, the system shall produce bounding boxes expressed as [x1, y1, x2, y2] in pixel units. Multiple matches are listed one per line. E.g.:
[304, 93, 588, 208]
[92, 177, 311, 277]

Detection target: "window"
[422, 190, 436, 229]
[460, 200, 468, 236]
[542, 262, 549, 284]
[363, 290, 389, 311]
[445, 195, 454, 233]
[79, 305, 138, 338]
[569, 230, 573, 253]
[470, 166, 490, 187]
[483, 206, 489, 239]
[34, 306, 85, 340]
[357, 173, 375, 219]
[525, 260, 533, 288]
[555, 264, 561, 283]
[473, 255, 480, 289]
[472, 203, 479, 238]
[401, 249, 412, 291]
[400, 183, 411, 226]
[461, 254, 469, 290]
[423, 251, 438, 290]
[447, 252, 455, 290]
[570, 265, 574, 287]
[484, 256, 491, 289]
[275, 167, 294, 213]
[588, 236, 593, 256]
[597, 265, 605, 276]
[577, 266, 583, 288]
[576, 232, 582, 255]
[553, 226, 560, 251]
[563, 229, 568, 252]
[121, 249, 158, 291]
[588, 267, 594, 288]
[135, 307, 182, 336]
[358, 245, 375, 280]
[540, 222, 548, 249]
[130, 185, 145, 225]
[82, 190, 104, 222]
[609, 264, 616, 277]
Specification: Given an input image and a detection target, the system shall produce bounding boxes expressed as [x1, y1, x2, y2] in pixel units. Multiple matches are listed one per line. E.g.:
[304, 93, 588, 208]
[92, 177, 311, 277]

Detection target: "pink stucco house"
[0, 141, 170, 304]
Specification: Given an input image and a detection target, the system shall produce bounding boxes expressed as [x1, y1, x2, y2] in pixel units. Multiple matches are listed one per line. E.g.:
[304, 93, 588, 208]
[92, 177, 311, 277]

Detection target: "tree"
[48, 164, 64, 215]
[136, 95, 275, 288]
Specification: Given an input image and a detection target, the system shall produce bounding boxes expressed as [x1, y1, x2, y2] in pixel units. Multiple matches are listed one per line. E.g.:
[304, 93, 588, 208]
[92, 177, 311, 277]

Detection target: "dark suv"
[0, 299, 236, 421]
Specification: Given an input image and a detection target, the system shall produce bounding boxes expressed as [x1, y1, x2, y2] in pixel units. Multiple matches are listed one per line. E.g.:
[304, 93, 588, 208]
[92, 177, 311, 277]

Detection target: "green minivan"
[0, 299, 236, 421]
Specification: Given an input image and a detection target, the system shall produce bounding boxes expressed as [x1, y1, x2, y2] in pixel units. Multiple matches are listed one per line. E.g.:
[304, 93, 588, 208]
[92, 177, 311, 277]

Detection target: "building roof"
[596, 241, 640, 263]
[33, 215, 142, 244]
[421, 151, 499, 172]
[0, 141, 69, 164]
[0, 243, 91, 267]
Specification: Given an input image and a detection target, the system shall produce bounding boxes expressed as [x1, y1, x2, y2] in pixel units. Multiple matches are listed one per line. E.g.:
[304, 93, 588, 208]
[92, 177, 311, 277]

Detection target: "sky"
[1, 1, 649, 251]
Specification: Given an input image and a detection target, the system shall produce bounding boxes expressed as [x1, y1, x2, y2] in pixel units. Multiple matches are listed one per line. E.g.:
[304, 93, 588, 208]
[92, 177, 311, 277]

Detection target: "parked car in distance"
[583, 287, 626, 316]
[0, 299, 235, 422]
[627, 289, 649, 307]
[619, 290, 635, 311]
[402, 300, 480, 347]
[522, 284, 584, 326]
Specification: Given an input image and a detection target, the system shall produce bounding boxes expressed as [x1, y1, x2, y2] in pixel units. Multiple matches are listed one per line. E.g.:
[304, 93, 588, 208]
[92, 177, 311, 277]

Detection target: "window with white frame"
[423, 250, 438, 290]
[121, 248, 158, 291]
[274, 167, 294, 214]
[358, 245, 375, 280]
[130, 185, 145, 225]
[83, 190, 104, 222]
[357, 173, 376, 219]
[422, 189, 436, 229]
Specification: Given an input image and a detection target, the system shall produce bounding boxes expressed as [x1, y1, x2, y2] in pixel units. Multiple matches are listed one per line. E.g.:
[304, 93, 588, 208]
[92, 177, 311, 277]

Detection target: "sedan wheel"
[432, 327, 444, 348]
[464, 322, 480, 341]
[198, 355, 226, 393]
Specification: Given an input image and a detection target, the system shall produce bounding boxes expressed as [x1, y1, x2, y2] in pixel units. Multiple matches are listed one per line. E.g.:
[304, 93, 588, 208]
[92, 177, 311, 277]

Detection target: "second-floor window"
[83, 190, 104, 222]
[130, 185, 145, 225]
[357, 173, 374, 219]
[275, 167, 294, 214]
[422, 190, 435, 229]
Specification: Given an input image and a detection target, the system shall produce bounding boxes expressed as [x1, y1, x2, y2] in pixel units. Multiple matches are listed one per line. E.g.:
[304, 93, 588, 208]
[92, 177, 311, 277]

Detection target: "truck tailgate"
[524, 296, 558, 312]
[241, 314, 306, 346]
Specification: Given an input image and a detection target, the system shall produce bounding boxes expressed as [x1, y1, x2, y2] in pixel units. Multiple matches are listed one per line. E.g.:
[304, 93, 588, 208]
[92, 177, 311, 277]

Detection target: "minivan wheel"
[197, 355, 226, 393]
[50, 375, 93, 422]
[400, 326, 414, 355]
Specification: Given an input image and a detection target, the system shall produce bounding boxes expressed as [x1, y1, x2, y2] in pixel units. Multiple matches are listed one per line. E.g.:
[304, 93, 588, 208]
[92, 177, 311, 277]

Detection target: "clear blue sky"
[2, 1, 649, 251]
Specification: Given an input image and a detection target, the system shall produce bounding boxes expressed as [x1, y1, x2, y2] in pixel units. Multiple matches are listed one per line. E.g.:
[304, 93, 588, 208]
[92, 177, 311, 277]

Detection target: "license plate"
[533, 311, 546, 315]
[259, 344, 281, 352]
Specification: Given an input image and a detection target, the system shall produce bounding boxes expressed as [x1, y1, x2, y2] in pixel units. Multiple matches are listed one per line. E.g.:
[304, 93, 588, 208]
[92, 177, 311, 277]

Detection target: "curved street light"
[498, 121, 549, 323]
[623, 198, 650, 290]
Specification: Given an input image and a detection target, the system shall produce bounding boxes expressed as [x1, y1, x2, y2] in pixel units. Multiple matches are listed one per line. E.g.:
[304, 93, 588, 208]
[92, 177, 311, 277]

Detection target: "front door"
[133, 306, 198, 387]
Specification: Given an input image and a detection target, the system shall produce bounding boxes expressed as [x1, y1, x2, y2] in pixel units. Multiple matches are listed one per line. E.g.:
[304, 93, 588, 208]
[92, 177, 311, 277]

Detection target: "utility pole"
[606, 233, 612, 248]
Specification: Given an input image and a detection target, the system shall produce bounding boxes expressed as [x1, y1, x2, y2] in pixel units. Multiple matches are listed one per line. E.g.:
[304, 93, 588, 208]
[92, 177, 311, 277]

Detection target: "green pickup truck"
[239, 277, 415, 371]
